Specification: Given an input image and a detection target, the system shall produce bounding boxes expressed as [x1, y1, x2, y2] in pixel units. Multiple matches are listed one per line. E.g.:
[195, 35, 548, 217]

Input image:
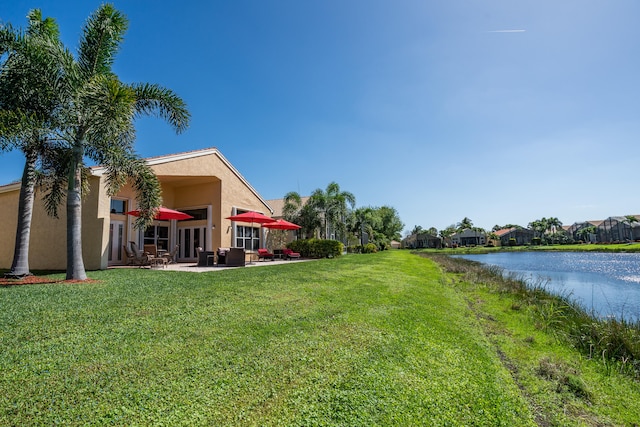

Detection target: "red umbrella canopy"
[127, 206, 194, 220]
[226, 211, 275, 224]
[262, 219, 301, 230]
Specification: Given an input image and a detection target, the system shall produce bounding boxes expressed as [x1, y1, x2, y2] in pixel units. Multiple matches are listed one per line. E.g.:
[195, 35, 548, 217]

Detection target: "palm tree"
[46, 4, 190, 280]
[410, 225, 424, 235]
[439, 225, 456, 247]
[546, 217, 563, 234]
[350, 207, 377, 245]
[308, 182, 355, 241]
[577, 225, 597, 243]
[281, 191, 319, 239]
[528, 218, 548, 243]
[297, 201, 322, 240]
[282, 191, 303, 222]
[457, 217, 473, 231]
[0, 10, 62, 278]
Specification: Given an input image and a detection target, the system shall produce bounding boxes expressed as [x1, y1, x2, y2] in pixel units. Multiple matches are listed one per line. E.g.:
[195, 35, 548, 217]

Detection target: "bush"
[532, 237, 542, 245]
[362, 243, 378, 254]
[288, 239, 344, 258]
[509, 238, 517, 247]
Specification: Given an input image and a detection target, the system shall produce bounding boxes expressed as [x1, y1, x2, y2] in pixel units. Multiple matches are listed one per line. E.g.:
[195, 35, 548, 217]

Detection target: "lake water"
[453, 252, 640, 321]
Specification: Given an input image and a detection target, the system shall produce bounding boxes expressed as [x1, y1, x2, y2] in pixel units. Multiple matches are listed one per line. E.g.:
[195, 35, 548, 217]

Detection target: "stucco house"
[566, 220, 602, 243]
[0, 147, 273, 270]
[596, 216, 640, 243]
[401, 232, 442, 249]
[451, 228, 486, 247]
[493, 227, 534, 246]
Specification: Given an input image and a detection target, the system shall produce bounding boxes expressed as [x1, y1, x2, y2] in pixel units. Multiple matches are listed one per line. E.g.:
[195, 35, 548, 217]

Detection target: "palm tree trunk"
[5, 151, 37, 278]
[66, 146, 87, 280]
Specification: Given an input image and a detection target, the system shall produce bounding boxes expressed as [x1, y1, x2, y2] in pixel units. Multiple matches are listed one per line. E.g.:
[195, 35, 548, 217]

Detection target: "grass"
[422, 253, 640, 426]
[1, 251, 639, 425]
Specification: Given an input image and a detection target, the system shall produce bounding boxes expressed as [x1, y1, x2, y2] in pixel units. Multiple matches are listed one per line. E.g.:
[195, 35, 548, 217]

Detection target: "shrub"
[362, 243, 377, 254]
[532, 237, 541, 245]
[288, 239, 343, 258]
[509, 238, 517, 247]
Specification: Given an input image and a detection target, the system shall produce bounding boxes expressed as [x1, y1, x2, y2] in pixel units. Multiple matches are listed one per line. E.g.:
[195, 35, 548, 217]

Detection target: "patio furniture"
[257, 248, 275, 261]
[129, 241, 151, 267]
[150, 256, 167, 268]
[217, 247, 245, 267]
[123, 244, 136, 265]
[216, 247, 229, 266]
[162, 244, 179, 264]
[197, 247, 216, 267]
[143, 244, 158, 257]
[282, 248, 301, 260]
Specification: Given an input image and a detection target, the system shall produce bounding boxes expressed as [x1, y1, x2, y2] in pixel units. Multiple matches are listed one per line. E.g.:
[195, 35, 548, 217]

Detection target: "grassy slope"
[1, 251, 534, 426]
[424, 253, 640, 426]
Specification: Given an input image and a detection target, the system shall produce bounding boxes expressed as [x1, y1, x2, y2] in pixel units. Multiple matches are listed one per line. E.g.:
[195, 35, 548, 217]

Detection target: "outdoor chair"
[197, 247, 216, 267]
[216, 247, 229, 265]
[226, 248, 246, 267]
[162, 244, 179, 264]
[257, 248, 275, 261]
[123, 244, 136, 265]
[282, 248, 301, 260]
[143, 244, 158, 257]
[128, 242, 151, 267]
[217, 247, 245, 267]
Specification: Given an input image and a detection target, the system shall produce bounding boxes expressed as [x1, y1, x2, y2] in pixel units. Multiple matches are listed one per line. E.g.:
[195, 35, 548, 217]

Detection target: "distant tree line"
[281, 182, 404, 251]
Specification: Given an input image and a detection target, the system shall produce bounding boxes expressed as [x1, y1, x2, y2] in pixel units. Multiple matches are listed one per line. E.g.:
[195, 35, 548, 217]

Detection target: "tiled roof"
[494, 228, 516, 237]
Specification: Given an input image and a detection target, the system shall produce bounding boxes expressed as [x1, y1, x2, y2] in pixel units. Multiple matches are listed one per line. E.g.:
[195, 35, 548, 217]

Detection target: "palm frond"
[132, 83, 190, 133]
[80, 75, 137, 156]
[77, 4, 128, 79]
[39, 146, 72, 218]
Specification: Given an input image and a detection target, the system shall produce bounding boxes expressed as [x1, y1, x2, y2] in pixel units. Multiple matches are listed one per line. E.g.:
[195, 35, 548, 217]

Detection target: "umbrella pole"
[249, 221, 255, 264]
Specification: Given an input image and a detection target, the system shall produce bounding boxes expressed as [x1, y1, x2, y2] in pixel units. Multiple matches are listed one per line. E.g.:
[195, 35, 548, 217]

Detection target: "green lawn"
[1, 251, 637, 425]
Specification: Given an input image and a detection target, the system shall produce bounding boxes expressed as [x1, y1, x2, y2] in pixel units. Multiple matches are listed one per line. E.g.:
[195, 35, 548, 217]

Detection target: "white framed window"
[142, 225, 170, 251]
[236, 225, 259, 251]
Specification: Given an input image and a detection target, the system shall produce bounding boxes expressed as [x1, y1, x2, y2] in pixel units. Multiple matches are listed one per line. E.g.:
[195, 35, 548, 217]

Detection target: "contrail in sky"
[487, 29, 526, 33]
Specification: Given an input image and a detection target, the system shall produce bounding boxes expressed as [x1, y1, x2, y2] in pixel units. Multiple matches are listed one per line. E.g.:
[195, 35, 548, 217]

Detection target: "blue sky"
[2, 1, 640, 234]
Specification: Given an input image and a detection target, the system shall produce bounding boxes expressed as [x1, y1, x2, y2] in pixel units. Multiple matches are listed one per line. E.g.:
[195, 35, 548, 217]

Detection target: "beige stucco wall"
[0, 175, 107, 271]
[148, 151, 270, 250]
[0, 185, 20, 269]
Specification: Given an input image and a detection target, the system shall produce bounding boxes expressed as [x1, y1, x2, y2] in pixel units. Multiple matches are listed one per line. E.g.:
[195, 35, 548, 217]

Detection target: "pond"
[453, 251, 640, 321]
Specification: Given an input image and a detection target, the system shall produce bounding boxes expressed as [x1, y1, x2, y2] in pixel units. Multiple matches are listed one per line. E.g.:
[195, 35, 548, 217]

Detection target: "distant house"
[493, 227, 534, 246]
[402, 232, 442, 249]
[596, 216, 640, 243]
[451, 229, 485, 246]
[566, 220, 602, 243]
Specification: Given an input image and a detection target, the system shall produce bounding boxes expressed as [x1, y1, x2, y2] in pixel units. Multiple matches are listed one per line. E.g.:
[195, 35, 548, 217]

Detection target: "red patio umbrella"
[226, 211, 276, 239]
[226, 211, 275, 224]
[127, 206, 194, 220]
[262, 219, 301, 230]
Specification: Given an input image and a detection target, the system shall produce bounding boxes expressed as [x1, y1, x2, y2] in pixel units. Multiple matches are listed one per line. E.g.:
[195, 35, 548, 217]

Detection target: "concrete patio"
[133, 257, 312, 272]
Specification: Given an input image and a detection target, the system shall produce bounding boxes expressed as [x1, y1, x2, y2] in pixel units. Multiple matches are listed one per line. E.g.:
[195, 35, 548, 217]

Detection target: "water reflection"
[453, 252, 640, 321]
